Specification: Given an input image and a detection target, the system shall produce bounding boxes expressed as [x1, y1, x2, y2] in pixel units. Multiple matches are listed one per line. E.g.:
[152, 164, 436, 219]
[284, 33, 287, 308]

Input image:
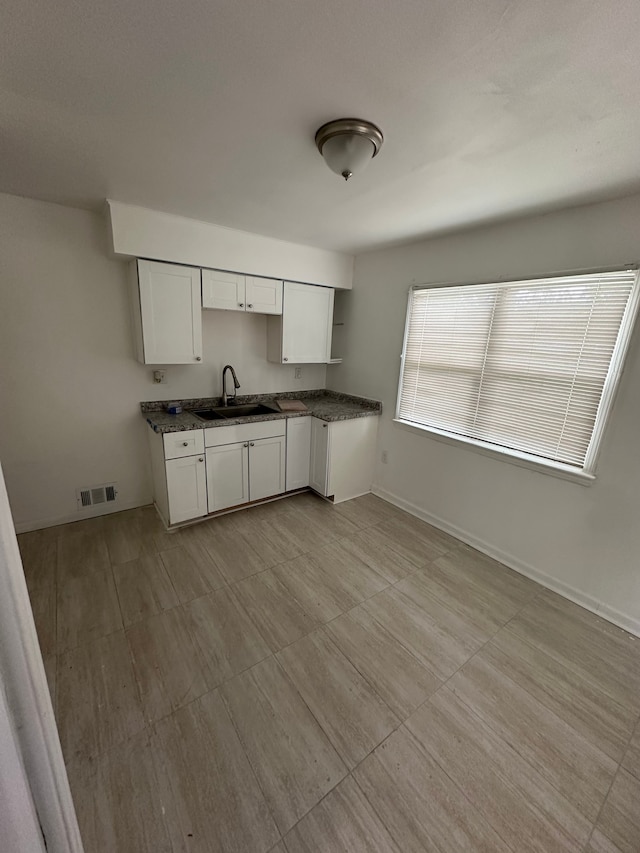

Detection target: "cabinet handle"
[183, 441, 189, 446]
[239, 303, 244, 307]
[247, 303, 253, 309]
[243, 442, 249, 448]
[283, 357, 288, 362]
[323, 424, 327, 429]
[198, 457, 204, 462]
[250, 442, 255, 446]
[195, 356, 202, 361]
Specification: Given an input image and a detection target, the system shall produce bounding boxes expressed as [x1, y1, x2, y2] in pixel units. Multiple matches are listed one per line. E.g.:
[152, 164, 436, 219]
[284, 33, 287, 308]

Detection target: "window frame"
[393, 266, 640, 485]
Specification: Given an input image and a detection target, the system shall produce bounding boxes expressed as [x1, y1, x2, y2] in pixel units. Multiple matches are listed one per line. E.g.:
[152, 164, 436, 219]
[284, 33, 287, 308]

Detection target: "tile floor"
[19, 492, 640, 853]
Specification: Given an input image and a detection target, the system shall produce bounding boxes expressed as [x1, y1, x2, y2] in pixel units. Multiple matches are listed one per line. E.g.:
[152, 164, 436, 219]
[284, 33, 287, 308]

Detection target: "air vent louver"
[76, 483, 118, 510]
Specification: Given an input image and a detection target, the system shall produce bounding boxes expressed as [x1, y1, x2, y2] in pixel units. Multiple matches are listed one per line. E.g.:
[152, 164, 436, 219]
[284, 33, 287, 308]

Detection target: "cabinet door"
[281, 282, 334, 363]
[286, 417, 311, 490]
[245, 277, 283, 315]
[249, 435, 286, 501]
[206, 442, 249, 512]
[137, 261, 202, 364]
[201, 269, 246, 311]
[165, 455, 207, 524]
[309, 418, 330, 496]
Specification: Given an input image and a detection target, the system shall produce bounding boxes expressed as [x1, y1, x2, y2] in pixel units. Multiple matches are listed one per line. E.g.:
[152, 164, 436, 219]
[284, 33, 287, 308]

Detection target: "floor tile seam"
[581, 762, 627, 852]
[172, 595, 276, 697]
[320, 613, 442, 724]
[410, 683, 606, 851]
[346, 725, 518, 853]
[501, 611, 640, 718]
[387, 564, 529, 641]
[350, 594, 450, 685]
[217, 659, 311, 840]
[586, 718, 640, 842]
[438, 597, 626, 769]
[230, 595, 322, 658]
[424, 592, 627, 775]
[491, 622, 640, 736]
[435, 582, 556, 688]
[401, 717, 528, 853]
[107, 556, 128, 642]
[434, 678, 613, 827]
[303, 625, 404, 728]
[276, 762, 398, 852]
[55, 623, 127, 658]
[273, 643, 407, 781]
[157, 550, 226, 609]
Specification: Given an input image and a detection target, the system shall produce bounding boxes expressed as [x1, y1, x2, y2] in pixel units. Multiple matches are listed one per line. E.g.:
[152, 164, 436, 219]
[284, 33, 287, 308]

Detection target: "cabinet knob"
[198, 457, 204, 462]
[183, 441, 189, 446]
[243, 442, 249, 448]
[247, 303, 253, 309]
[195, 356, 202, 361]
[239, 303, 244, 307]
[250, 442, 255, 447]
[283, 357, 288, 362]
[323, 424, 327, 429]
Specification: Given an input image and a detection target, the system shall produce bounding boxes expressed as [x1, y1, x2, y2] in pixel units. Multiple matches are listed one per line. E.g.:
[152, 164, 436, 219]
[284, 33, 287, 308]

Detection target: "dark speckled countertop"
[141, 389, 382, 433]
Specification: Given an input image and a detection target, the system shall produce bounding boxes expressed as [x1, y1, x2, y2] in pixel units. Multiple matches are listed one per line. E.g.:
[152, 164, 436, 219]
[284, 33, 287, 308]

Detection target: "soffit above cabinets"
[108, 201, 353, 290]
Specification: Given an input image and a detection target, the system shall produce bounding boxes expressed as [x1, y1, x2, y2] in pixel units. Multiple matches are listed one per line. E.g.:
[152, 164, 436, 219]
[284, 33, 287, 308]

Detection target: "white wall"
[108, 201, 354, 290]
[0, 194, 326, 532]
[330, 193, 640, 635]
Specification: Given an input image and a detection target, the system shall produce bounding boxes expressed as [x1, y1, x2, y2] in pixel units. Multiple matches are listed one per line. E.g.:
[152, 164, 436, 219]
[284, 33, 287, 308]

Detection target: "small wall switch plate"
[294, 367, 302, 379]
[153, 369, 167, 384]
[381, 450, 388, 464]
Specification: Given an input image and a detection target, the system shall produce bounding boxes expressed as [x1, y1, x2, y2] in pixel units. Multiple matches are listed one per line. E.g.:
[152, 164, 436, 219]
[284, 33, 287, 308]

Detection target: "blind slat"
[397, 269, 638, 469]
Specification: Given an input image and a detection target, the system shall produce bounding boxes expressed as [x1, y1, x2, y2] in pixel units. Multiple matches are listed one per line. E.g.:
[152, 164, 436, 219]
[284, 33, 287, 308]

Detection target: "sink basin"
[190, 403, 279, 421]
[189, 408, 228, 421]
[220, 404, 280, 418]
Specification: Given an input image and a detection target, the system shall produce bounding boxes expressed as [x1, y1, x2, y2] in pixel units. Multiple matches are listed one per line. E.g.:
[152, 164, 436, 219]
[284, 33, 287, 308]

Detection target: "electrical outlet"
[381, 450, 388, 464]
[294, 367, 302, 379]
[152, 370, 167, 384]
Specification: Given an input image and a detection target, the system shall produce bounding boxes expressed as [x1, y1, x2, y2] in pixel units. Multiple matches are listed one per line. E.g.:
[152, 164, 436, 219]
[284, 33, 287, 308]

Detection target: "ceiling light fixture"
[315, 118, 384, 181]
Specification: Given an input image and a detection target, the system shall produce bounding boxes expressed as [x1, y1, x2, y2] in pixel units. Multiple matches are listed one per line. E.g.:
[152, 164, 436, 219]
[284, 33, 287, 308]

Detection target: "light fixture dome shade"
[315, 118, 383, 181]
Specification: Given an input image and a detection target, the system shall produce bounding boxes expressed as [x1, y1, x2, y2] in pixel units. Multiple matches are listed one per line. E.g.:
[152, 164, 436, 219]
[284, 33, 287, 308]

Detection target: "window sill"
[393, 419, 596, 486]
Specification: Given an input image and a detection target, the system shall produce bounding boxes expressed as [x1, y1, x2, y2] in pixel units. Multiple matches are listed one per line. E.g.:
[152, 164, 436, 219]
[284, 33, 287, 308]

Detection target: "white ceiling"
[1, 0, 640, 253]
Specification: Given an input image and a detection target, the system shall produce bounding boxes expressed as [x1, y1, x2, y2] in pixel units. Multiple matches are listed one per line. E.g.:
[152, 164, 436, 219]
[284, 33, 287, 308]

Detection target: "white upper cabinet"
[267, 281, 334, 364]
[202, 269, 282, 315]
[131, 260, 202, 365]
[201, 269, 246, 311]
[245, 276, 283, 314]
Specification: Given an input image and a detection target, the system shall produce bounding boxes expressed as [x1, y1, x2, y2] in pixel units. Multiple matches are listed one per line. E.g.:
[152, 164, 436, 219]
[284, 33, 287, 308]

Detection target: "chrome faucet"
[222, 364, 241, 406]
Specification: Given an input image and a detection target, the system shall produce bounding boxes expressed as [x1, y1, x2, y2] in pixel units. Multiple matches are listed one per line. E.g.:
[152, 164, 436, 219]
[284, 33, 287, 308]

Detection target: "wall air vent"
[76, 483, 118, 510]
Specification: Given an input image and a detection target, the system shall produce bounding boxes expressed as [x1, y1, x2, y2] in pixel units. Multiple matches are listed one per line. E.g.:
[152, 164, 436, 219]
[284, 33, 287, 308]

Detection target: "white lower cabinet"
[205, 420, 287, 513]
[309, 416, 378, 503]
[165, 455, 208, 524]
[286, 416, 311, 490]
[149, 412, 378, 526]
[206, 442, 249, 512]
[249, 435, 286, 501]
[309, 418, 330, 495]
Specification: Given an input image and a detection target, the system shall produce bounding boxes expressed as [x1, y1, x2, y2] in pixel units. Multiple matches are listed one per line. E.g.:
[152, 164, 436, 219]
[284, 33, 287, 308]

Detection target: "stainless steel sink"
[189, 408, 227, 421]
[190, 403, 280, 421]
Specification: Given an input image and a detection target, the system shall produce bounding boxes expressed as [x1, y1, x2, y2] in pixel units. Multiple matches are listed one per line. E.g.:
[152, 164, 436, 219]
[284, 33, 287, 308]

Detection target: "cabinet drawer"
[204, 419, 286, 448]
[163, 429, 205, 459]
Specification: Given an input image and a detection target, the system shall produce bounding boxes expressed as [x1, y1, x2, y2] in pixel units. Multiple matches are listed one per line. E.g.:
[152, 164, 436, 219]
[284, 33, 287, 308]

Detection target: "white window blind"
[397, 269, 639, 471]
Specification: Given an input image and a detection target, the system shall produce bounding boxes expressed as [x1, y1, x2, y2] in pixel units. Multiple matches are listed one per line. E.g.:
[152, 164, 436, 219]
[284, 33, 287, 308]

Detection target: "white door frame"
[0, 461, 84, 853]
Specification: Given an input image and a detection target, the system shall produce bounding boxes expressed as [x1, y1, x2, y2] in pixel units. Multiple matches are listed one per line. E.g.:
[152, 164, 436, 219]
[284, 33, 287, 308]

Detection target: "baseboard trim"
[372, 485, 640, 639]
[13, 499, 149, 534]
